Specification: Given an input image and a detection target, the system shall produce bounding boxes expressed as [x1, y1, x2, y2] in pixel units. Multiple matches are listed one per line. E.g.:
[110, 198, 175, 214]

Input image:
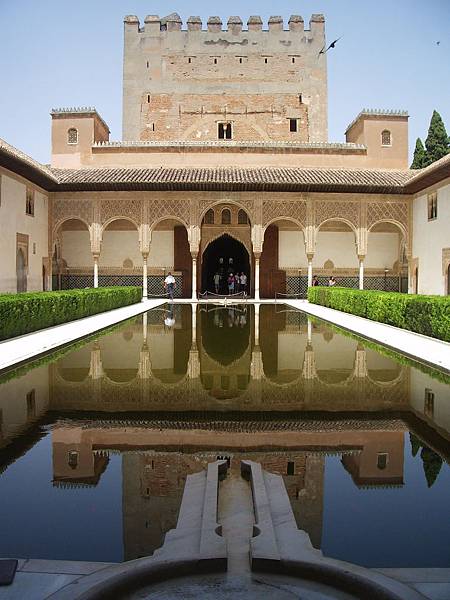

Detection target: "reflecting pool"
[0, 304, 449, 566]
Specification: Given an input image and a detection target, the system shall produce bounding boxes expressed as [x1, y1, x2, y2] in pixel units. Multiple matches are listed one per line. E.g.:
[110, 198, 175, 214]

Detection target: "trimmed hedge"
[0, 287, 141, 341]
[307, 287, 450, 342]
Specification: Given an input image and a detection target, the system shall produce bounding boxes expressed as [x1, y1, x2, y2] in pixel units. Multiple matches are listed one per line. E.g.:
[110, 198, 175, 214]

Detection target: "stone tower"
[122, 13, 327, 143]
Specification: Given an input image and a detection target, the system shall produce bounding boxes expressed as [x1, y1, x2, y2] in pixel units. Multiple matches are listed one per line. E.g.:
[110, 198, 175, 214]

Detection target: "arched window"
[67, 128, 78, 145]
[381, 130, 391, 146]
[204, 209, 214, 224]
[238, 209, 249, 224]
[377, 453, 388, 470]
[221, 209, 231, 224]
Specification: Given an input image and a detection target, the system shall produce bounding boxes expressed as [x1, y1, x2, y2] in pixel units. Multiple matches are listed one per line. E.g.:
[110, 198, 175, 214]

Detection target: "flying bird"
[318, 37, 342, 57]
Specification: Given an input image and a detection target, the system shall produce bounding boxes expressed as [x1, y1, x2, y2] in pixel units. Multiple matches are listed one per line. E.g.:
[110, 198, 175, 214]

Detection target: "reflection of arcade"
[199, 305, 252, 399]
[50, 419, 406, 560]
[49, 304, 415, 412]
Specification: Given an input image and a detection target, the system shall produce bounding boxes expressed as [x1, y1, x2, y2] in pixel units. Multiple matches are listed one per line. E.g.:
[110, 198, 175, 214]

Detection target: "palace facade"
[0, 13, 449, 297]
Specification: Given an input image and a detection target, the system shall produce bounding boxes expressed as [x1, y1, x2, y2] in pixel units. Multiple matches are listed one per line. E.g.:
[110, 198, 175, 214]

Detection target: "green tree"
[420, 446, 443, 488]
[423, 110, 449, 166]
[409, 433, 421, 457]
[410, 138, 427, 169]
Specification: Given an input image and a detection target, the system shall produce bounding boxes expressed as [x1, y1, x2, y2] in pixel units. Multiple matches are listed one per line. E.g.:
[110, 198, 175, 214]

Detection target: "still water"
[0, 304, 449, 567]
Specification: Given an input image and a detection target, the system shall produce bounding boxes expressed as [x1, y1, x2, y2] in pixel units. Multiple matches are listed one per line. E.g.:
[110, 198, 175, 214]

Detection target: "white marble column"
[142, 312, 148, 344]
[191, 255, 197, 300]
[191, 303, 197, 345]
[359, 257, 364, 290]
[307, 254, 313, 287]
[254, 303, 260, 346]
[93, 254, 99, 288]
[142, 254, 148, 300]
[254, 255, 260, 300]
[307, 318, 312, 344]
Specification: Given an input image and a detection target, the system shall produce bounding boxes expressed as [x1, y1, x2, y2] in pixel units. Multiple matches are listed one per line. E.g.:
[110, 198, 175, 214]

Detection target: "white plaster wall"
[0, 170, 48, 292]
[0, 365, 49, 441]
[312, 335, 357, 370]
[149, 332, 174, 370]
[149, 231, 174, 268]
[410, 370, 450, 434]
[365, 232, 399, 268]
[100, 230, 142, 267]
[278, 230, 307, 268]
[277, 333, 307, 371]
[61, 230, 92, 267]
[412, 181, 450, 295]
[312, 231, 358, 268]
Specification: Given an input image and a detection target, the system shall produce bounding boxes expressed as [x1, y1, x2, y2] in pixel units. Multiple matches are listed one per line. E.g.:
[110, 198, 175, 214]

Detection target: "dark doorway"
[16, 248, 27, 293]
[201, 234, 250, 295]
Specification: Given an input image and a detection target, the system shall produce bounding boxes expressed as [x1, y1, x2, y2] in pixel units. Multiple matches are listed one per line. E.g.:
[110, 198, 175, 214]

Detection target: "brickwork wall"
[123, 14, 327, 142]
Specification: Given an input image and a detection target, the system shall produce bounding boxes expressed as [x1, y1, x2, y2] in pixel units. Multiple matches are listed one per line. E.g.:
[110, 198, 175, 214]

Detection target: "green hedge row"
[0, 287, 141, 341]
[307, 287, 450, 342]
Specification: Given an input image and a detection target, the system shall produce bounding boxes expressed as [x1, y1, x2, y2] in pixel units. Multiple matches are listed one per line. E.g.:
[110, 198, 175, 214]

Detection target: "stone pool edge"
[284, 299, 450, 374]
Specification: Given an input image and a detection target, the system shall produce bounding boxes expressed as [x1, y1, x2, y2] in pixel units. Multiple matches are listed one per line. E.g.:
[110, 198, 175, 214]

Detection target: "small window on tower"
[67, 128, 78, 145]
[214, 57, 218, 65]
[146, 60, 149, 68]
[239, 57, 243, 64]
[299, 94, 303, 103]
[218, 122, 232, 140]
[292, 57, 295, 64]
[381, 130, 391, 146]
[289, 119, 298, 133]
[264, 57, 268, 64]
[188, 57, 192, 63]
[147, 94, 151, 103]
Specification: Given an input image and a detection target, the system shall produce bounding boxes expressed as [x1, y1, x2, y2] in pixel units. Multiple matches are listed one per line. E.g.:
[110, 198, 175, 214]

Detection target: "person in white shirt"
[240, 272, 247, 295]
[164, 272, 176, 300]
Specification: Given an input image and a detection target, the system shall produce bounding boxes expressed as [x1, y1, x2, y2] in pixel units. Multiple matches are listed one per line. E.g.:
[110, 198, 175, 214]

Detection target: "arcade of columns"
[50, 191, 411, 298]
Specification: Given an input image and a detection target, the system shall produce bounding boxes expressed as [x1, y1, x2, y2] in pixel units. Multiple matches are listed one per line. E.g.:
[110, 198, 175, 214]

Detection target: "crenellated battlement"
[123, 13, 324, 34]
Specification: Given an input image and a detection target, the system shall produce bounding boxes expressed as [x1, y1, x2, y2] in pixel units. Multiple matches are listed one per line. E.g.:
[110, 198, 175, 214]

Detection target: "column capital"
[358, 255, 366, 262]
[306, 253, 314, 261]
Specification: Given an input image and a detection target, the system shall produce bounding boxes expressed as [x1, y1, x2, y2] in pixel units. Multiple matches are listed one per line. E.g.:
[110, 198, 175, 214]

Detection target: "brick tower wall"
[123, 14, 327, 143]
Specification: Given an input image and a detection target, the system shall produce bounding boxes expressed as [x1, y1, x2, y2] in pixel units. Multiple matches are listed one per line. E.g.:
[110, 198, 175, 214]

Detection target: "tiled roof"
[345, 109, 409, 133]
[404, 152, 450, 193]
[0, 138, 57, 189]
[53, 165, 415, 193]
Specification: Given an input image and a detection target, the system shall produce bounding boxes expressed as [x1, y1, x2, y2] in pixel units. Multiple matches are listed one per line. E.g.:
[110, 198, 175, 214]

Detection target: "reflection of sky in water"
[0, 304, 449, 565]
[322, 436, 450, 567]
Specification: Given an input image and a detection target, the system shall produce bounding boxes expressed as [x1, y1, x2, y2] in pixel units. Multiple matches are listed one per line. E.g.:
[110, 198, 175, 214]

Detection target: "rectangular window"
[26, 389, 36, 419]
[25, 189, 34, 216]
[427, 192, 437, 220]
[147, 94, 151, 103]
[424, 388, 434, 417]
[289, 118, 298, 133]
[218, 122, 232, 140]
[287, 461, 295, 476]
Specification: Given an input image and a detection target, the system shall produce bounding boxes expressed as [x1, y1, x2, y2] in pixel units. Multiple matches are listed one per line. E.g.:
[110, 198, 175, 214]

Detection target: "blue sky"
[0, 0, 449, 164]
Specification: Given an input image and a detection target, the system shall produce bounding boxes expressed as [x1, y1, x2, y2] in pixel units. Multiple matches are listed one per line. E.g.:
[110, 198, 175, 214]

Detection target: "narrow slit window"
[264, 57, 268, 64]
[292, 57, 295, 63]
[287, 461, 295, 476]
[299, 94, 303, 103]
[214, 57, 218, 65]
[427, 192, 438, 220]
[25, 189, 34, 216]
[289, 118, 298, 133]
[146, 60, 149, 68]
[147, 94, 151, 103]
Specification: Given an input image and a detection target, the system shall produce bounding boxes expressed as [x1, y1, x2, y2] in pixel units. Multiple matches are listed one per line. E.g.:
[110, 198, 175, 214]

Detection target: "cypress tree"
[410, 138, 427, 169]
[423, 110, 449, 166]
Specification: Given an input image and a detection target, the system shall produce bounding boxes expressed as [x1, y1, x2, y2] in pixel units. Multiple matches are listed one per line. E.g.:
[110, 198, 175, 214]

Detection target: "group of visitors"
[214, 271, 247, 295]
[312, 276, 337, 287]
